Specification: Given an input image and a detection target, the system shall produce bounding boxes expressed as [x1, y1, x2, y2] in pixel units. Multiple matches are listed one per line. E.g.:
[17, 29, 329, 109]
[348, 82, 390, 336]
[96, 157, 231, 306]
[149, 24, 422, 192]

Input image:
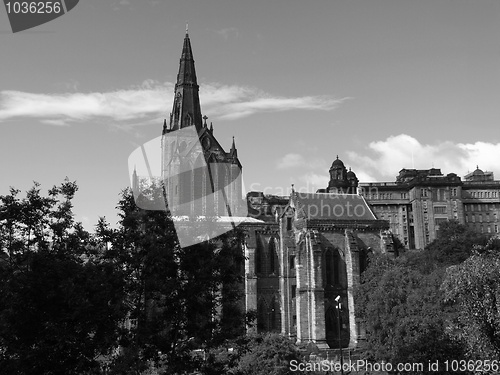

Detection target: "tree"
[106, 186, 185, 374]
[441, 237, 500, 360]
[0, 181, 127, 375]
[425, 220, 488, 266]
[353, 221, 490, 373]
[356, 255, 465, 371]
[234, 333, 304, 375]
[108, 187, 246, 374]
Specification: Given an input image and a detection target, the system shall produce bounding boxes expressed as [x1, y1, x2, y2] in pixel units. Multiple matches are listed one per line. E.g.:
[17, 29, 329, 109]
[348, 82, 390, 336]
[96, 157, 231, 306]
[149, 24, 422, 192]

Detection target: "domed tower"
[346, 167, 359, 193]
[464, 165, 493, 182]
[326, 156, 358, 194]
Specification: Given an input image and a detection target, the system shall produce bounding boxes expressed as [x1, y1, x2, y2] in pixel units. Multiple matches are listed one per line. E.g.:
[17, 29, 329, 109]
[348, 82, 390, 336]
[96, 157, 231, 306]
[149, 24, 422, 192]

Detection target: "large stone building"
[159, 32, 499, 350]
[359, 165, 500, 249]
[244, 177, 393, 349]
[244, 158, 500, 349]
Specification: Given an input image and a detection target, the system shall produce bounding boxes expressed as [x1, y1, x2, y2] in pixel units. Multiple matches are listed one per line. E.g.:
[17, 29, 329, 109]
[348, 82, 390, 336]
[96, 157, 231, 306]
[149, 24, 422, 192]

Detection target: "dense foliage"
[355, 220, 499, 374]
[0, 182, 250, 374]
[197, 333, 305, 375]
[0, 181, 127, 374]
[108, 186, 247, 374]
[441, 237, 500, 359]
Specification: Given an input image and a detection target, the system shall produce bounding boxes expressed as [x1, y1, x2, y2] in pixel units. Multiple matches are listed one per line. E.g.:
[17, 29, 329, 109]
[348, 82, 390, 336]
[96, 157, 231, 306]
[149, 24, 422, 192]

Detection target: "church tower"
[318, 156, 359, 194]
[161, 30, 243, 218]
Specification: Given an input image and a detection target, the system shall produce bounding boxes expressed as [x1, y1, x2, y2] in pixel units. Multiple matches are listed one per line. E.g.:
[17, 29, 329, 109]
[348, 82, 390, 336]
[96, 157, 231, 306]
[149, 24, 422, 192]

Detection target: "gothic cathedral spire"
[168, 30, 203, 133]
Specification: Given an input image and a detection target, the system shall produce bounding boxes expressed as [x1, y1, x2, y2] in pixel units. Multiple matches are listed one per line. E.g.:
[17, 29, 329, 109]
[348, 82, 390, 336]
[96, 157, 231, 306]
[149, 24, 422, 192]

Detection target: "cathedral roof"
[291, 192, 377, 221]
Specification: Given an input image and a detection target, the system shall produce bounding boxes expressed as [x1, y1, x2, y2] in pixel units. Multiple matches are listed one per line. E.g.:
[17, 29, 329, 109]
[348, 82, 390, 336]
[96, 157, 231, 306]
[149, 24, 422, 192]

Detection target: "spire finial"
[477, 165, 479, 170]
[186, 22, 188, 35]
[203, 115, 208, 127]
[230, 136, 237, 156]
[336, 155, 339, 160]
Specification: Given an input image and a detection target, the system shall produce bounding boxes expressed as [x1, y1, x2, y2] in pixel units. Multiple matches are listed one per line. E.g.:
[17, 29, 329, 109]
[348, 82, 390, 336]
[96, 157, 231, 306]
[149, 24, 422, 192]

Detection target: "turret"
[326, 156, 358, 194]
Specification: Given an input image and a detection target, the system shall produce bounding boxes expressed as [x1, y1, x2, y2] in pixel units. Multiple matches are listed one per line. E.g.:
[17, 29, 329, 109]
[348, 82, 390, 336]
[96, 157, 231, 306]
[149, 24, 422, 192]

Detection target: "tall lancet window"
[269, 238, 279, 276]
[255, 239, 263, 275]
[325, 248, 340, 286]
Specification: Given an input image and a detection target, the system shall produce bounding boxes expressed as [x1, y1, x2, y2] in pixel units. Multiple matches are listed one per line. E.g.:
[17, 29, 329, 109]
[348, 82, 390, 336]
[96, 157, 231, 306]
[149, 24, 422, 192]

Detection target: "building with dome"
[317, 156, 359, 195]
[243, 155, 394, 349]
[244, 156, 500, 349]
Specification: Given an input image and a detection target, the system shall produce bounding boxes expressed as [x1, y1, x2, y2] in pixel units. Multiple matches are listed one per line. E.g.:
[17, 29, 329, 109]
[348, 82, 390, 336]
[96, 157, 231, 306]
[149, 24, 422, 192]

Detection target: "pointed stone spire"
[230, 136, 237, 157]
[168, 31, 203, 132]
[162, 118, 167, 134]
[210, 122, 213, 132]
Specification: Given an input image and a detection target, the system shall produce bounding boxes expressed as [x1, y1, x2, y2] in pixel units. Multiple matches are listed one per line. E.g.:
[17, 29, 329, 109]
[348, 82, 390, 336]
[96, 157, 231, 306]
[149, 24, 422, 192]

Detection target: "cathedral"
[156, 31, 500, 350]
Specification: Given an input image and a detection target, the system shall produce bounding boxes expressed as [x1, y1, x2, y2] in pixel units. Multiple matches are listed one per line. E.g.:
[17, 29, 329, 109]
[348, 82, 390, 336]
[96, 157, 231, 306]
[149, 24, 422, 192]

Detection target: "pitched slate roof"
[292, 192, 377, 221]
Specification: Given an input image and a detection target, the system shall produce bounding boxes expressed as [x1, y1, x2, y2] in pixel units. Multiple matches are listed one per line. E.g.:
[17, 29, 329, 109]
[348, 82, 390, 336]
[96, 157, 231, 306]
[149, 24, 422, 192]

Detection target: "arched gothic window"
[269, 238, 279, 276]
[325, 248, 340, 286]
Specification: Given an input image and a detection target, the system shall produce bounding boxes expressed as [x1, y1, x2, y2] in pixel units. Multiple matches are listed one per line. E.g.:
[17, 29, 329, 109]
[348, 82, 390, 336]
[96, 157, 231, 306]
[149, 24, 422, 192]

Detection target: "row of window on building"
[465, 212, 499, 223]
[366, 189, 500, 201]
[466, 190, 499, 199]
[471, 224, 500, 234]
[372, 202, 500, 215]
[420, 188, 453, 200]
[364, 192, 407, 200]
[464, 203, 500, 212]
[372, 204, 408, 211]
[422, 200, 458, 212]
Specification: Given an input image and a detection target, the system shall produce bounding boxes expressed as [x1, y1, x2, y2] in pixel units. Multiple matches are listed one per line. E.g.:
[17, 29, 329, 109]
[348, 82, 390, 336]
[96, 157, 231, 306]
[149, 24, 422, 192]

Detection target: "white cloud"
[276, 153, 306, 169]
[348, 134, 500, 181]
[0, 80, 346, 127]
[201, 83, 347, 120]
[0, 80, 171, 126]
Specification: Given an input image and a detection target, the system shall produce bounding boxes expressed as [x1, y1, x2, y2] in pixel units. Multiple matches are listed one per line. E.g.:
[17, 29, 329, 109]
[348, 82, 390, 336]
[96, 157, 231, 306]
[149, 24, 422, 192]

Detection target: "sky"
[1, 0, 500, 231]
